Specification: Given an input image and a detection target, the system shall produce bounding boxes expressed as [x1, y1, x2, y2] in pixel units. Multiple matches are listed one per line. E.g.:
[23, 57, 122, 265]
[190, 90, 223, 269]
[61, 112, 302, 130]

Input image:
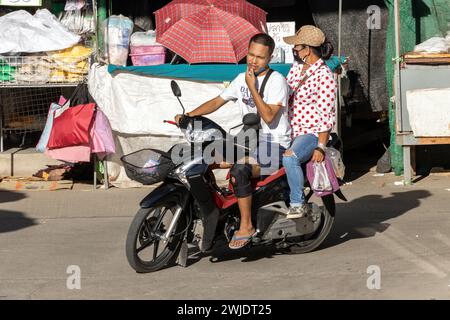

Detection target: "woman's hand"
[311, 149, 325, 162]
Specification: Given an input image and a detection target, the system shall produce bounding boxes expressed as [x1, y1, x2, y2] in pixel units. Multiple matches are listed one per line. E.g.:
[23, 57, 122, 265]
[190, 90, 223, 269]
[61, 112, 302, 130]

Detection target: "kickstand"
[176, 237, 188, 268]
[276, 233, 292, 249]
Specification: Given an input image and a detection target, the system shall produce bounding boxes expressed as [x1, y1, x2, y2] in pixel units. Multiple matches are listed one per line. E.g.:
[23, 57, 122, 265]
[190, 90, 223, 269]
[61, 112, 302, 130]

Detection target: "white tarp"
[88, 64, 243, 187]
[0, 9, 80, 54]
[406, 88, 450, 137]
[88, 64, 243, 136]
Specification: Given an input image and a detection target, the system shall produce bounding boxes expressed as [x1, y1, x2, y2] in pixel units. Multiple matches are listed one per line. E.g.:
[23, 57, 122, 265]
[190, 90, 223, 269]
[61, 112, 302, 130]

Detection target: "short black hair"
[249, 33, 275, 56]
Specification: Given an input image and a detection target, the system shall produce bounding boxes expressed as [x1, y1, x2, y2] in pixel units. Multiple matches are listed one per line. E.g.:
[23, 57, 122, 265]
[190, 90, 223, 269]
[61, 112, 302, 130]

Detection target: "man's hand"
[245, 66, 256, 90]
[174, 114, 184, 126]
[311, 149, 325, 162]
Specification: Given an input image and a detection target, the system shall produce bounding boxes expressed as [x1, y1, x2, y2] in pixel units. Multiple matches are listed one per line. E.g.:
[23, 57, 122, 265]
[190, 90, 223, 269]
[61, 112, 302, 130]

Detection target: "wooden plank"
[403, 52, 450, 64]
[404, 52, 450, 58]
[0, 177, 73, 191]
[417, 137, 450, 145]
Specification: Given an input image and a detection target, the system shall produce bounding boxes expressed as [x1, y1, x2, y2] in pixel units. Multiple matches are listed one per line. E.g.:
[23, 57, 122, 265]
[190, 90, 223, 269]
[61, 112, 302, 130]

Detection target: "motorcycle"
[124, 80, 347, 273]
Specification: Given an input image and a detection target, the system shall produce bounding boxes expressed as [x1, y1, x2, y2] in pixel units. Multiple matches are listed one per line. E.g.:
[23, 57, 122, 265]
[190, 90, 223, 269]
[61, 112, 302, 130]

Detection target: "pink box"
[130, 45, 166, 66]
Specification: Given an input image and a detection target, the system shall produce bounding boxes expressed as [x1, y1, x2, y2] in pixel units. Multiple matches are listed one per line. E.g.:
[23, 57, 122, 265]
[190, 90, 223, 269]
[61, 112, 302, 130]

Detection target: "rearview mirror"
[243, 113, 260, 126]
[171, 80, 181, 97]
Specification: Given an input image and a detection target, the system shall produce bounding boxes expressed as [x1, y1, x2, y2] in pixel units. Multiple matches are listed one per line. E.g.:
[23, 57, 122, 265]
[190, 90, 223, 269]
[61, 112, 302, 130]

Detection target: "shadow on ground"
[0, 190, 36, 233]
[321, 189, 431, 249]
[0, 190, 27, 204]
[181, 189, 431, 267]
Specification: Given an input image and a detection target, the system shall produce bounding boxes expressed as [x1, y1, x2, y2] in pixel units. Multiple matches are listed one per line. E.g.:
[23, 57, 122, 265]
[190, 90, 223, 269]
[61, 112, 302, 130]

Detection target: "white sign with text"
[267, 21, 296, 64]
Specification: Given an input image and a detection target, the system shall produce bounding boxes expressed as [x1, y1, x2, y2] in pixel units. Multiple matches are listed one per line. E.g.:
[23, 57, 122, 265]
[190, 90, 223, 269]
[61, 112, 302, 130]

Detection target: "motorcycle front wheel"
[125, 200, 187, 273]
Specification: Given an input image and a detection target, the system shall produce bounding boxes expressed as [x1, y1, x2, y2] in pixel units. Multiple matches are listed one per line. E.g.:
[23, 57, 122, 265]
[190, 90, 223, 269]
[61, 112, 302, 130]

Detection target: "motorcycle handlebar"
[163, 120, 178, 126]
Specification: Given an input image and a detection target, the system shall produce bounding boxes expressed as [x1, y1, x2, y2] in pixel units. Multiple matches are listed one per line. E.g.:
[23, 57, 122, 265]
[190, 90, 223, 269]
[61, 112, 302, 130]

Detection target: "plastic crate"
[130, 45, 166, 66]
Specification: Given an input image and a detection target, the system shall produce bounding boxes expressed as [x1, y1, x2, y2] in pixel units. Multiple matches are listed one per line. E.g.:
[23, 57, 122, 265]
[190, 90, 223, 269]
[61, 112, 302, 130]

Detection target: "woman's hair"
[310, 40, 334, 60]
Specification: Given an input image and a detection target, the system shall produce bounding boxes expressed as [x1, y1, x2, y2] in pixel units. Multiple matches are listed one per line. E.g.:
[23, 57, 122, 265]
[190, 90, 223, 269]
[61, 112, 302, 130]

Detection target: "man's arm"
[245, 68, 282, 124]
[175, 96, 227, 124]
[188, 96, 227, 117]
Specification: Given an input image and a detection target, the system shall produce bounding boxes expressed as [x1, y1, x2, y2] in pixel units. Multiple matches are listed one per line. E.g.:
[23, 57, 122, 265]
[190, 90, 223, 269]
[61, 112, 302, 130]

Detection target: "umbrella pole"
[170, 54, 179, 65]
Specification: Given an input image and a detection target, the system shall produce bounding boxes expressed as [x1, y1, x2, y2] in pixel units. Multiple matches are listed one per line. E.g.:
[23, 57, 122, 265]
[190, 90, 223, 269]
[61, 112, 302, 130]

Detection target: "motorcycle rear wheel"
[284, 204, 334, 254]
[126, 201, 187, 273]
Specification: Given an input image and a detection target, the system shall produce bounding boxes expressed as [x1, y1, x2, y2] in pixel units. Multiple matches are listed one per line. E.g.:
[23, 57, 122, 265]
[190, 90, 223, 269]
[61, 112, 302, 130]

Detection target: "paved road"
[1, 172, 450, 299]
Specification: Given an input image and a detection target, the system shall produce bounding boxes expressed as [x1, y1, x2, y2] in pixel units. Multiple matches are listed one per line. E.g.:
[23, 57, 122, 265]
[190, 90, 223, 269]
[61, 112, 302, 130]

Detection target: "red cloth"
[155, 0, 266, 64]
[47, 103, 96, 149]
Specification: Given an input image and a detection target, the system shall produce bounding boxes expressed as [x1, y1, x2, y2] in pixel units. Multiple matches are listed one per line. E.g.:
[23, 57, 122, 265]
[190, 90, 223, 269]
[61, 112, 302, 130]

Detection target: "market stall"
[0, 0, 97, 152]
[87, 0, 351, 187]
[392, 0, 450, 184]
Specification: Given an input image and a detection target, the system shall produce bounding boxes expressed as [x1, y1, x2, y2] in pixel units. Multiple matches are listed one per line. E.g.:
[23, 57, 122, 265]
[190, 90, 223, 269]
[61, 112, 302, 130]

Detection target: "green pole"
[385, 0, 404, 176]
[97, 0, 107, 55]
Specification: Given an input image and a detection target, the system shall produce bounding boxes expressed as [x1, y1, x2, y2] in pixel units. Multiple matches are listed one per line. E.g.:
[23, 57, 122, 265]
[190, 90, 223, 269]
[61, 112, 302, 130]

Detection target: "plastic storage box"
[130, 45, 166, 66]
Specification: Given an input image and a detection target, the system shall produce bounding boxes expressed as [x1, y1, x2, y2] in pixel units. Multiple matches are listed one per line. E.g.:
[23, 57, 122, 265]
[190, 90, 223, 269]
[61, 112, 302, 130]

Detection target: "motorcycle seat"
[225, 167, 286, 188]
[218, 168, 286, 210]
[255, 168, 286, 188]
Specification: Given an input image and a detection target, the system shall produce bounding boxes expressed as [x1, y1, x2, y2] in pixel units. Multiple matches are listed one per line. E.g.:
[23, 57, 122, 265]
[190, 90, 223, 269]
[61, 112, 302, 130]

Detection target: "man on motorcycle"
[175, 33, 291, 250]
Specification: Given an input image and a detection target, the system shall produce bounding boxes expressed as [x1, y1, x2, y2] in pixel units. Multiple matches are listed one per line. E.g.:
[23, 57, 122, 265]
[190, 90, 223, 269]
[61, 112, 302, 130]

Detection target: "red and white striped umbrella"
[155, 0, 267, 64]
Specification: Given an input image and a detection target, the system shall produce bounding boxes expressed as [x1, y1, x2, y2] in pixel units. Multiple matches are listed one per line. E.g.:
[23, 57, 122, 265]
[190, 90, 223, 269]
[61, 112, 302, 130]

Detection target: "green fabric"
[384, 0, 450, 175]
[0, 59, 15, 81]
[108, 57, 343, 82]
[108, 63, 292, 82]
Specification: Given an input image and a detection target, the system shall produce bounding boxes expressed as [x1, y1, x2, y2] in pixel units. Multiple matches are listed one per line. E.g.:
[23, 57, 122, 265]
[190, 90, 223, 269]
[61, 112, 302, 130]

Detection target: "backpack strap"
[258, 68, 274, 100]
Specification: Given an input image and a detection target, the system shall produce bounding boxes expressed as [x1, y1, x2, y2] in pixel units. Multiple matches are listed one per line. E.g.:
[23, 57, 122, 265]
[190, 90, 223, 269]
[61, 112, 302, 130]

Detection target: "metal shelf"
[0, 83, 84, 88]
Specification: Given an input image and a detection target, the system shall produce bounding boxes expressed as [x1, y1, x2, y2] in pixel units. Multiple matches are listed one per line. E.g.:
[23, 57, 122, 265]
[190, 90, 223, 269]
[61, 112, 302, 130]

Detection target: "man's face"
[246, 42, 271, 73]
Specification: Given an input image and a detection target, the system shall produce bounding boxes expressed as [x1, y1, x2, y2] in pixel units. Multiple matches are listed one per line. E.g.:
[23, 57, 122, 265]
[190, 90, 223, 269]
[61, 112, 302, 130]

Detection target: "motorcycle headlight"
[184, 127, 223, 143]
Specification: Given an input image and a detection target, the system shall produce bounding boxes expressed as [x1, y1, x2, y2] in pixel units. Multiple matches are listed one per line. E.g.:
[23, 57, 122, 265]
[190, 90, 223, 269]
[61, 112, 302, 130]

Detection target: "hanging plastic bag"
[325, 147, 345, 179]
[36, 96, 69, 153]
[59, 7, 95, 35]
[311, 162, 332, 192]
[306, 157, 341, 197]
[90, 109, 116, 159]
[103, 15, 134, 66]
[64, 0, 86, 11]
[47, 103, 96, 149]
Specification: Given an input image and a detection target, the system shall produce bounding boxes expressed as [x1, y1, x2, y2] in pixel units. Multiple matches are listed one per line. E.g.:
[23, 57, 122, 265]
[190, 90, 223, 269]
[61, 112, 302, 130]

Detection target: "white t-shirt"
[220, 70, 292, 149]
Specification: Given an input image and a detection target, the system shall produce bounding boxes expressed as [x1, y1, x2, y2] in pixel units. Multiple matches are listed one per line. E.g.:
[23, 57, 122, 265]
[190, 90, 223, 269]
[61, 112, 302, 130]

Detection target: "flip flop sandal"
[228, 230, 256, 250]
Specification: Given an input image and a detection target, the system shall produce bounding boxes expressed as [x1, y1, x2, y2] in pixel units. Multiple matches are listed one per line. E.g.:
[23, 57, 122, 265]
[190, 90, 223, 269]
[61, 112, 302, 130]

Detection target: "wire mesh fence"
[0, 86, 75, 136]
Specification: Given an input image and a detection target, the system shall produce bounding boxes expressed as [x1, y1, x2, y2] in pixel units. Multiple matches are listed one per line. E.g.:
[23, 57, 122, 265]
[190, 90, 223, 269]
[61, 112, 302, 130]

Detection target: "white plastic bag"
[325, 147, 345, 179]
[414, 37, 449, 53]
[131, 31, 157, 47]
[0, 9, 80, 54]
[59, 9, 95, 35]
[312, 162, 333, 192]
[65, 0, 86, 11]
[103, 15, 134, 66]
